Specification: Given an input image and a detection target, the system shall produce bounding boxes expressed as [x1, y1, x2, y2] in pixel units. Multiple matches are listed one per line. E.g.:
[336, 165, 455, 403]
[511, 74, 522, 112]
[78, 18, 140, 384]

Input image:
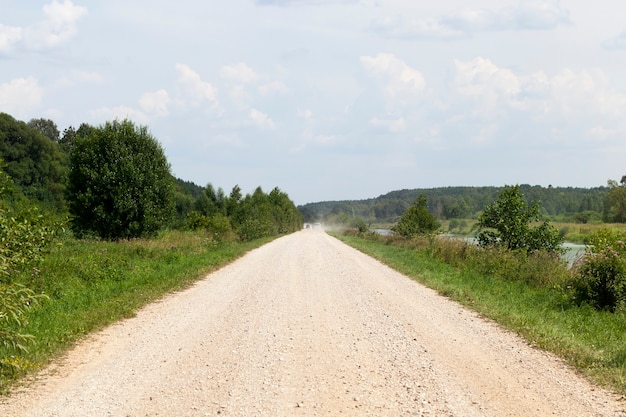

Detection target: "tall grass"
[333, 231, 626, 394]
[0, 230, 272, 392]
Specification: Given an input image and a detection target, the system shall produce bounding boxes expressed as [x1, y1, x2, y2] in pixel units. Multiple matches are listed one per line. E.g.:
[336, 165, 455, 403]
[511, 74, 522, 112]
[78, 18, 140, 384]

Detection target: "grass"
[332, 231, 626, 395]
[1, 230, 273, 392]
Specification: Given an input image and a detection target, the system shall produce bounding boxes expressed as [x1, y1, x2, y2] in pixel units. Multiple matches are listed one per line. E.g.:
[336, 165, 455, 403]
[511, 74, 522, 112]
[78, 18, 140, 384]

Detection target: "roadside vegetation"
[333, 187, 626, 394]
[0, 230, 272, 392]
[4, 110, 626, 397]
[0, 113, 302, 391]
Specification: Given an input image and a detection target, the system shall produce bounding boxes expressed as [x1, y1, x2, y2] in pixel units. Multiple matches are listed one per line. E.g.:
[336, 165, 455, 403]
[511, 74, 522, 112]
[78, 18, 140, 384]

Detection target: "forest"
[299, 184, 609, 225]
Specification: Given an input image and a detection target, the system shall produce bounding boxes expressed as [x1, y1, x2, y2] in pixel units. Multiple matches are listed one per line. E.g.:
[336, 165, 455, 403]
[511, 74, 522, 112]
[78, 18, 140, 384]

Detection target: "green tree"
[27, 118, 60, 142]
[392, 194, 440, 238]
[603, 177, 626, 223]
[67, 119, 174, 239]
[0, 113, 67, 208]
[232, 187, 275, 241]
[60, 123, 95, 154]
[226, 185, 242, 217]
[477, 185, 562, 254]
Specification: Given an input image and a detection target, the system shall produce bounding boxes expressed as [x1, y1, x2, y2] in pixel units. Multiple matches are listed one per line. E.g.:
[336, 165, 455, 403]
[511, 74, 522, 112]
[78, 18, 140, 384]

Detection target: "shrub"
[351, 217, 369, 234]
[67, 119, 174, 240]
[477, 185, 563, 254]
[571, 228, 626, 312]
[392, 194, 440, 238]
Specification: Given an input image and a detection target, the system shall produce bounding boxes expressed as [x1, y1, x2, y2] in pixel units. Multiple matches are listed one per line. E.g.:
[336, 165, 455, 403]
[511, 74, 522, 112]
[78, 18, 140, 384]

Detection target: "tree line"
[0, 113, 302, 241]
[299, 184, 611, 225]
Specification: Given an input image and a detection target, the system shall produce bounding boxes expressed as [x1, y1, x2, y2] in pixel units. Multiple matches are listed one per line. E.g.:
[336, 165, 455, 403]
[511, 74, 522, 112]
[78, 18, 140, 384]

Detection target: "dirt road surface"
[1, 231, 624, 416]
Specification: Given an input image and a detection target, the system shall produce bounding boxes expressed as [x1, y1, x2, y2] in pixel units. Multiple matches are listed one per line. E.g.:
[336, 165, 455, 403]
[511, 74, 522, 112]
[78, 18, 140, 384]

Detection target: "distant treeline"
[299, 185, 608, 224]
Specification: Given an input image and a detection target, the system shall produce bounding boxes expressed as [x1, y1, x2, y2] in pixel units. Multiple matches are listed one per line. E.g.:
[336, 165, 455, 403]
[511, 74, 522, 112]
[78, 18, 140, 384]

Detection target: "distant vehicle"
[313, 223, 322, 229]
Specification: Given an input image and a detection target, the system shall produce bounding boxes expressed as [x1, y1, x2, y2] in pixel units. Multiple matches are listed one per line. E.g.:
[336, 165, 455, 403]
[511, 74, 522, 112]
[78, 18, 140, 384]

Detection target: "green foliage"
[27, 118, 60, 142]
[0, 113, 68, 208]
[186, 212, 235, 243]
[232, 186, 302, 241]
[66, 119, 174, 240]
[0, 166, 60, 281]
[0, 166, 57, 374]
[0, 284, 46, 352]
[392, 194, 440, 237]
[59, 123, 95, 154]
[604, 177, 626, 223]
[351, 216, 369, 234]
[0, 230, 273, 390]
[477, 185, 563, 254]
[299, 185, 606, 225]
[571, 229, 626, 312]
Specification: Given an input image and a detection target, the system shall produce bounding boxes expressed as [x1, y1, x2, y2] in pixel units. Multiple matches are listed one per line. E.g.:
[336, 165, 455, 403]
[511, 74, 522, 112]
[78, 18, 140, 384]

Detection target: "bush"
[67, 119, 174, 240]
[392, 194, 440, 238]
[477, 185, 563, 254]
[571, 229, 626, 312]
[351, 217, 369, 234]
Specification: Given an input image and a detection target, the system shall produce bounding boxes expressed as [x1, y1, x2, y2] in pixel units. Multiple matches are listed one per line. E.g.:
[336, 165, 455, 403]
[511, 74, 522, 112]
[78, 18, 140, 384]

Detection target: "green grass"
[1, 230, 272, 392]
[332, 232, 626, 394]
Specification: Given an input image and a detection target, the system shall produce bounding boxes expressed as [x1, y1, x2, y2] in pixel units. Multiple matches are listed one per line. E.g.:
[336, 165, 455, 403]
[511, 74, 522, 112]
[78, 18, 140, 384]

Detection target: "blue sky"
[1, 0, 626, 205]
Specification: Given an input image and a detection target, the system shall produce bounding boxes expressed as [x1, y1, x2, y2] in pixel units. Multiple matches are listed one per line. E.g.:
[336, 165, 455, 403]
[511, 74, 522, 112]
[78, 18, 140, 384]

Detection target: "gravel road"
[1, 231, 624, 416]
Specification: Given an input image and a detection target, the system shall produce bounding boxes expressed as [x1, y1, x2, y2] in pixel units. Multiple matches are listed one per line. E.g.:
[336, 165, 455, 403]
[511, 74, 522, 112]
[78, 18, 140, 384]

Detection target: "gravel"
[1, 231, 624, 416]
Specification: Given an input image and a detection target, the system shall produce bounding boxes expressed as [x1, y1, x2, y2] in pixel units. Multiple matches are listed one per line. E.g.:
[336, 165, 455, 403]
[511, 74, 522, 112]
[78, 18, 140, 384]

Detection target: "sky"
[1, 0, 626, 205]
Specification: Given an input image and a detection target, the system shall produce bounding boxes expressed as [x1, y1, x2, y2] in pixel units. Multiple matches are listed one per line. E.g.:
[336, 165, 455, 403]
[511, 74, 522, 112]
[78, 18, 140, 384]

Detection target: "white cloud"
[0, 0, 86, 53]
[256, 0, 359, 6]
[258, 81, 288, 96]
[229, 85, 253, 109]
[220, 63, 260, 84]
[361, 53, 426, 107]
[373, 0, 570, 39]
[0, 77, 44, 117]
[0, 24, 23, 53]
[544, 69, 626, 119]
[250, 108, 275, 130]
[509, 0, 571, 30]
[452, 57, 626, 121]
[139, 89, 170, 117]
[453, 57, 522, 116]
[371, 16, 465, 40]
[175, 63, 219, 108]
[37, 0, 88, 47]
[369, 117, 407, 133]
